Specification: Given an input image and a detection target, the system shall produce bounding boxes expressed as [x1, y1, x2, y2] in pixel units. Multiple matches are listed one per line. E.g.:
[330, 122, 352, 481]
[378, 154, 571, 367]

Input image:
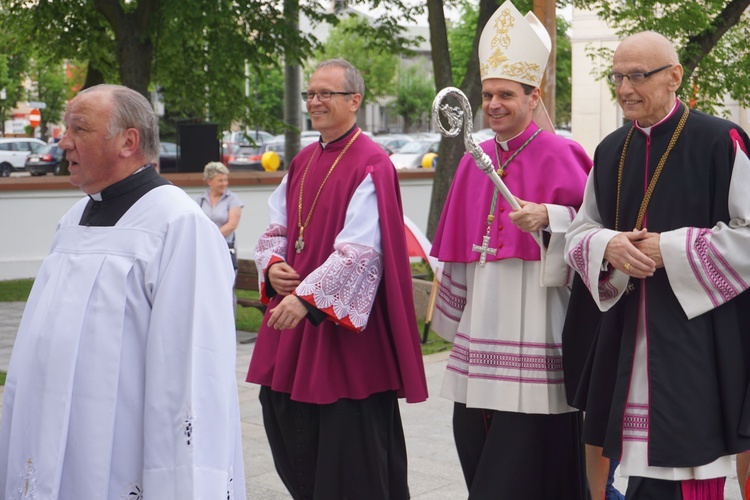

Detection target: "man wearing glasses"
[246, 58, 427, 499]
[563, 31, 750, 498]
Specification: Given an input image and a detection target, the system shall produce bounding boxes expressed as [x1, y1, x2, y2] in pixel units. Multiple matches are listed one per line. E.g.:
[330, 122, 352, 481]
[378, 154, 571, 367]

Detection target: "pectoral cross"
[295, 227, 305, 253]
[472, 235, 497, 267]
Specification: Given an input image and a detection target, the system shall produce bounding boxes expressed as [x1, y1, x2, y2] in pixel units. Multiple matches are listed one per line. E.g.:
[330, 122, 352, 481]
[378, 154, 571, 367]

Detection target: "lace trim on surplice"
[254, 223, 287, 272]
[296, 242, 383, 329]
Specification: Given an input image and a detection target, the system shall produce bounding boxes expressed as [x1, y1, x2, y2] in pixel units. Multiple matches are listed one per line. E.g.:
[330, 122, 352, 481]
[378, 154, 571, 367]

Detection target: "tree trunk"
[426, 0, 498, 239]
[680, 0, 750, 83]
[82, 64, 106, 91]
[284, 0, 301, 166]
[93, 0, 158, 99]
[534, 0, 556, 125]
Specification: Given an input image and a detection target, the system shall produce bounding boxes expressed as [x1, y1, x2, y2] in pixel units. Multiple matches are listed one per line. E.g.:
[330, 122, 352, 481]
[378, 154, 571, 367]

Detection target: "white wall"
[570, 7, 621, 158]
[0, 177, 434, 280]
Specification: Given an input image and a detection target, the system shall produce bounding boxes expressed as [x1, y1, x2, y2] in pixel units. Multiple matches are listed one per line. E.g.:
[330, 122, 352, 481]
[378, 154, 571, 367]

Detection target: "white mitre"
[478, 0, 552, 88]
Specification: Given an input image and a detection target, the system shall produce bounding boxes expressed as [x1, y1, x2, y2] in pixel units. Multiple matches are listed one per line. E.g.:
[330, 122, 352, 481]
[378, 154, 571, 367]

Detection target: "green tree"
[447, 0, 480, 94]
[28, 55, 69, 140]
[314, 15, 401, 103]
[253, 65, 286, 132]
[0, 0, 418, 136]
[573, 0, 750, 113]
[391, 65, 436, 132]
[554, 16, 572, 127]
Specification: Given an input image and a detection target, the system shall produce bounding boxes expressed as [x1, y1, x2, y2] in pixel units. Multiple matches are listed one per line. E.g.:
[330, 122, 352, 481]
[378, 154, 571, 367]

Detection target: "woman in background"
[196, 162, 244, 269]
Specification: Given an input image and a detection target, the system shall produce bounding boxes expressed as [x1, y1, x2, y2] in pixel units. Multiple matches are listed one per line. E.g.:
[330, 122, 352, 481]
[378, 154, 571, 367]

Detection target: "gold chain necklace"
[295, 129, 362, 253]
[615, 106, 689, 231]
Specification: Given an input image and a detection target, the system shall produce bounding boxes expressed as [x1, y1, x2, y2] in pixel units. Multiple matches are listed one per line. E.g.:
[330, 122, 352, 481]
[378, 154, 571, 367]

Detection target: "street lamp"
[0, 88, 6, 138]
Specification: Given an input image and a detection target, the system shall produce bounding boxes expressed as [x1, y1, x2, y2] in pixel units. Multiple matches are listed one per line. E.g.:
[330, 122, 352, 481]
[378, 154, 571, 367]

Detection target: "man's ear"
[668, 64, 684, 92]
[119, 128, 140, 158]
[529, 87, 541, 110]
[350, 93, 363, 113]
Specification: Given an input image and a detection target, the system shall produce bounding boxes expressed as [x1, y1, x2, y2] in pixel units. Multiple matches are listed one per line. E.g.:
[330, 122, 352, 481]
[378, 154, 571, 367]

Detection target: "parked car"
[24, 144, 66, 176]
[373, 134, 414, 153]
[222, 129, 274, 146]
[227, 145, 265, 171]
[157, 142, 180, 173]
[221, 142, 242, 166]
[0, 138, 47, 176]
[389, 139, 440, 169]
[261, 133, 320, 170]
[377, 143, 395, 156]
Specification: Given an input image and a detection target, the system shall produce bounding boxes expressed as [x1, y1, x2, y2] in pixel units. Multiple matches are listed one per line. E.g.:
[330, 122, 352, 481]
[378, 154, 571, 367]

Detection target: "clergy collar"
[89, 164, 159, 202]
[635, 99, 680, 137]
[495, 121, 539, 152]
[319, 124, 358, 149]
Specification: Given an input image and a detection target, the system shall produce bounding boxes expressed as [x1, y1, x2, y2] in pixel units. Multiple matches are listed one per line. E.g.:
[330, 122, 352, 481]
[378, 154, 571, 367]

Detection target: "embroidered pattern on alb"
[623, 402, 649, 442]
[568, 229, 598, 291]
[598, 278, 619, 301]
[254, 223, 287, 272]
[11, 458, 38, 500]
[688, 227, 745, 307]
[182, 407, 195, 448]
[446, 332, 565, 385]
[121, 481, 143, 500]
[435, 269, 467, 323]
[296, 242, 383, 329]
[226, 466, 234, 500]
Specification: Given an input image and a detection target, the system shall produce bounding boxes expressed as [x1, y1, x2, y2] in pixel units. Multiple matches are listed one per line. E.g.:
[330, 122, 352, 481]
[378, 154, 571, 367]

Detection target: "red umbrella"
[403, 216, 441, 344]
[403, 216, 438, 276]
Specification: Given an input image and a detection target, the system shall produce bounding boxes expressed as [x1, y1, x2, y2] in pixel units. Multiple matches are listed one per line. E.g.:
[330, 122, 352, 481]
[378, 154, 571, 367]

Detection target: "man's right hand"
[603, 229, 656, 279]
[268, 262, 301, 296]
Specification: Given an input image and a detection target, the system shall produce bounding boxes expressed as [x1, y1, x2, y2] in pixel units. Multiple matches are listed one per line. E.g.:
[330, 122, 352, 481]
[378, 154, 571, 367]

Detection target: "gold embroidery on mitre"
[490, 9, 514, 51]
[502, 61, 542, 84]
[487, 48, 508, 69]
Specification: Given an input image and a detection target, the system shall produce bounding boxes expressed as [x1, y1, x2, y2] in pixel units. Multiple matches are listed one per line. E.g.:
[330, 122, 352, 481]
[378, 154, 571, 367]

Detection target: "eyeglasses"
[301, 91, 355, 102]
[607, 64, 673, 86]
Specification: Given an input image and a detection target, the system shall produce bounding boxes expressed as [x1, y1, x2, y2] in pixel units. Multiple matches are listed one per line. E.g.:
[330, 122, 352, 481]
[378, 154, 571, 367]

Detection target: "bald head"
[611, 31, 684, 127]
[616, 31, 680, 66]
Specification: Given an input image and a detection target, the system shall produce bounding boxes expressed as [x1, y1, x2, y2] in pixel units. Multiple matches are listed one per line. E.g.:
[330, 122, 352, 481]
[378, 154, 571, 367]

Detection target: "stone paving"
[0, 301, 744, 498]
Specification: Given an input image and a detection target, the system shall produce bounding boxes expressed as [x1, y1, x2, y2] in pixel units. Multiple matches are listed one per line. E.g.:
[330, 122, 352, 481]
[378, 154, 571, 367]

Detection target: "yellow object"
[261, 151, 281, 171]
[422, 153, 437, 169]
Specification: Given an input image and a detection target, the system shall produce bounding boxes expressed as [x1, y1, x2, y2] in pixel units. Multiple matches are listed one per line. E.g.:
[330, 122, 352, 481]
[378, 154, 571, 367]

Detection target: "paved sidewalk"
[0, 301, 744, 498]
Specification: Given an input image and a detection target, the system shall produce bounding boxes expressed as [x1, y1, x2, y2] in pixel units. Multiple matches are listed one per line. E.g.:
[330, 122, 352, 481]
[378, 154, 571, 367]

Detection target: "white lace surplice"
[255, 174, 383, 332]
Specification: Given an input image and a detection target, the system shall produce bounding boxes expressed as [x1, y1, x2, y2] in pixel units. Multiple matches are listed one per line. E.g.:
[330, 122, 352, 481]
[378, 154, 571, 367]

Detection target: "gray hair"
[314, 59, 365, 99]
[203, 161, 229, 180]
[78, 84, 160, 162]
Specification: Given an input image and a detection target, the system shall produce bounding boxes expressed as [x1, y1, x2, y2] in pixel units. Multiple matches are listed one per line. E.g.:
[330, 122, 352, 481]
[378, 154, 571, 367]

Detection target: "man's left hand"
[632, 231, 664, 269]
[509, 198, 549, 233]
[266, 295, 308, 330]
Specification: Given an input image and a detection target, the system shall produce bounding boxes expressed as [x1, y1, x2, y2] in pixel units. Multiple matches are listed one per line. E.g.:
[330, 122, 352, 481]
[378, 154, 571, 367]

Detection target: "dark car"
[227, 146, 265, 171]
[24, 144, 66, 176]
[157, 142, 180, 173]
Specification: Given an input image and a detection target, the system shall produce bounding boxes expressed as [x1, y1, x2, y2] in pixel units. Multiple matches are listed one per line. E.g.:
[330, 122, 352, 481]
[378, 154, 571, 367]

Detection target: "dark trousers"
[625, 476, 725, 500]
[453, 403, 589, 500]
[259, 386, 409, 500]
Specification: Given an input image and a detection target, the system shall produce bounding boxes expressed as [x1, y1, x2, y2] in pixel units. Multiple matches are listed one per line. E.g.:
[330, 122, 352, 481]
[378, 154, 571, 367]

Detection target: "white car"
[390, 139, 440, 169]
[0, 138, 47, 176]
